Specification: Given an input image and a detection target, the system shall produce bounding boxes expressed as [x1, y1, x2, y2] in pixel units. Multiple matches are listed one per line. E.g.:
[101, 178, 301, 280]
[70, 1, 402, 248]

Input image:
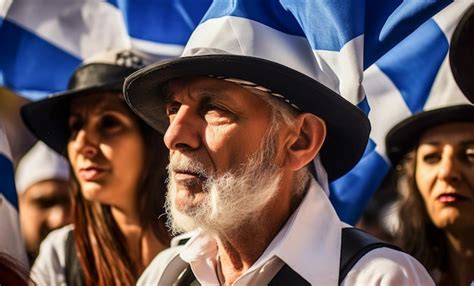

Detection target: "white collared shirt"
[138, 179, 434, 285]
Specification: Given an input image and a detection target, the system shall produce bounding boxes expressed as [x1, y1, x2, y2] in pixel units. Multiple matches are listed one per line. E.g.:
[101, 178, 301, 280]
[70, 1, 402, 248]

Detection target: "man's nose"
[46, 206, 70, 230]
[164, 106, 201, 151]
[438, 147, 461, 183]
[71, 128, 99, 158]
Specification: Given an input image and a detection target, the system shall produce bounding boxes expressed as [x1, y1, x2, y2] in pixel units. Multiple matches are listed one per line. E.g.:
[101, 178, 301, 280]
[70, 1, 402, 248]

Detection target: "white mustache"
[168, 154, 210, 179]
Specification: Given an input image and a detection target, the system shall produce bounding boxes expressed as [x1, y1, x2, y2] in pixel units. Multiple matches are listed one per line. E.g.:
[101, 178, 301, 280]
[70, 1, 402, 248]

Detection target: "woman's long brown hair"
[70, 103, 171, 285]
[395, 149, 448, 272]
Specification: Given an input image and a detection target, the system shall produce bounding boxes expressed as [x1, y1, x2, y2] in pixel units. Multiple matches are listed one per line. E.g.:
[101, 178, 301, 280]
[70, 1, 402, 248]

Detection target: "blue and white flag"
[0, 124, 28, 269]
[331, 2, 472, 223]
[2, 1, 472, 224]
[0, 0, 211, 100]
[186, 0, 472, 223]
[108, 0, 212, 57]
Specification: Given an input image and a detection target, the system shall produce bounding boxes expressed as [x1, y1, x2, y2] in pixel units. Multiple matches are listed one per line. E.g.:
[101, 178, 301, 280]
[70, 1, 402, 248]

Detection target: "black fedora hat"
[124, 54, 371, 181]
[386, 104, 474, 165]
[450, 5, 474, 102]
[21, 49, 159, 155]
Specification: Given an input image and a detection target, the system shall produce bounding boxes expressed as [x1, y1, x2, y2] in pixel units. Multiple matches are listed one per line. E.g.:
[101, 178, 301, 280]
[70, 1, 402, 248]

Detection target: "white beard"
[165, 134, 282, 235]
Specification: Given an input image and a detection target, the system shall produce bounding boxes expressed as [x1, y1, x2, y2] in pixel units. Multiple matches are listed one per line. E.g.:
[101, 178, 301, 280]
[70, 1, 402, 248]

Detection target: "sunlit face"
[415, 122, 474, 231]
[163, 77, 279, 214]
[19, 179, 70, 261]
[67, 92, 145, 209]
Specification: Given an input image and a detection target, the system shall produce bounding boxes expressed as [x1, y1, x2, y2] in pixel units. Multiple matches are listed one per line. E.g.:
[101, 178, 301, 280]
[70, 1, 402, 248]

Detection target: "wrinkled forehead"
[164, 76, 273, 106]
[166, 76, 252, 96]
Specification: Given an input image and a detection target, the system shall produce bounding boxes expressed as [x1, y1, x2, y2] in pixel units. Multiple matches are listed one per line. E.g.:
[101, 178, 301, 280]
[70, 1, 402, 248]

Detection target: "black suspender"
[338, 228, 401, 284]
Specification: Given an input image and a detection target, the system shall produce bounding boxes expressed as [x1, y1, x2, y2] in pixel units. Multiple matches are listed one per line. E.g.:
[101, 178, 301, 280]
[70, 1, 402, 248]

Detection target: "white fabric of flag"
[0, 0, 211, 100]
[0, 123, 29, 269]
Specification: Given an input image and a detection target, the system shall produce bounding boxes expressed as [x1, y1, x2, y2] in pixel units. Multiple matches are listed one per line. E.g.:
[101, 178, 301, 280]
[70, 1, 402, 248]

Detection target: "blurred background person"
[21, 49, 171, 285]
[386, 104, 474, 286]
[355, 167, 399, 243]
[15, 141, 70, 265]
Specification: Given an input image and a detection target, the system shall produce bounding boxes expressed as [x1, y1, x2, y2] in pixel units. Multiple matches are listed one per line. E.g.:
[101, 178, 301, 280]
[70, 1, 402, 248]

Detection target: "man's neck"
[212, 187, 303, 285]
[213, 220, 279, 284]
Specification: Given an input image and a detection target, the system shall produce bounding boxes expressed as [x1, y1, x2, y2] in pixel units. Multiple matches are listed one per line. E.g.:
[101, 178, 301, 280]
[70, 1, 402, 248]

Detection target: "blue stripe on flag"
[0, 15, 5, 83]
[281, 0, 364, 51]
[203, 0, 304, 37]
[111, 0, 212, 45]
[330, 139, 390, 224]
[0, 20, 81, 93]
[105, 0, 119, 8]
[377, 19, 449, 113]
[357, 97, 370, 115]
[0, 154, 17, 210]
[0, 17, 5, 85]
[364, 0, 451, 68]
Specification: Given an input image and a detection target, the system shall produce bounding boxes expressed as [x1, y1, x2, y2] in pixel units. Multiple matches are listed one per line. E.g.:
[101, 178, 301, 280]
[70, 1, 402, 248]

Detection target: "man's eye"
[205, 103, 219, 111]
[203, 102, 228, 115]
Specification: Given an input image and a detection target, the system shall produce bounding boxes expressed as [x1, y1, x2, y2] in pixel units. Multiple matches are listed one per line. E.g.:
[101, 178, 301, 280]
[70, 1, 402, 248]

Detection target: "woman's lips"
[78, 167, 107, 181]
[437, 193, 468, 203]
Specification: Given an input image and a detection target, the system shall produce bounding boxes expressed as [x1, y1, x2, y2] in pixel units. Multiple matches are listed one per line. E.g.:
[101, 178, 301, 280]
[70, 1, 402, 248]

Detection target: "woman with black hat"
[387, 5, 474, 284]
[21, 49, 171, 285]
[386, 104, 474, 286]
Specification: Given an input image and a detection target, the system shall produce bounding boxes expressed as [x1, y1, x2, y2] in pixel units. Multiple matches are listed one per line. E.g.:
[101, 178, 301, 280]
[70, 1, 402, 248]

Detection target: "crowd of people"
[2, 4, 473, 286]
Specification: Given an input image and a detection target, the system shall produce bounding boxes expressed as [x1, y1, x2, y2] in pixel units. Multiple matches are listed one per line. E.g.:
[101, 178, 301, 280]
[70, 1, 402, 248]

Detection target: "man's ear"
[284, 113, 326, 171]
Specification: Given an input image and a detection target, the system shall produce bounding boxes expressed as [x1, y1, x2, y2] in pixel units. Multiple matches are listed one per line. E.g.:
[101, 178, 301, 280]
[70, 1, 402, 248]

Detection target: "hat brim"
[124, 55, 370, 181]
[21, 81, 123, 156]
[386, 104, 474, 165]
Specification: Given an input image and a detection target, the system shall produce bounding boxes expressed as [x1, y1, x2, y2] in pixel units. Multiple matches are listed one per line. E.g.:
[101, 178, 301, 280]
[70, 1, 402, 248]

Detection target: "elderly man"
[126, 66, 434, 285]
[125, 15, 434, 286]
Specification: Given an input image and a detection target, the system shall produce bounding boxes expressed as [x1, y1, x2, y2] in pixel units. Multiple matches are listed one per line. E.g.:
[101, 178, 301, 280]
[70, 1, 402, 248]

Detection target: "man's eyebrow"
[199, 90, 233, 101]
[164, 85, 236, 103]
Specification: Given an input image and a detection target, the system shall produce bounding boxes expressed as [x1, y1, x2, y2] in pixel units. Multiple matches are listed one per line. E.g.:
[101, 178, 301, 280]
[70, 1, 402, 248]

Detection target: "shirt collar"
[273, 178, 342, 284]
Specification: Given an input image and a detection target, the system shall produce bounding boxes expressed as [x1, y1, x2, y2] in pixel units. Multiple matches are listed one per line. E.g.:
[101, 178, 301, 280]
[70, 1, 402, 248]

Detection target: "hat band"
[210, 76, 301, 111]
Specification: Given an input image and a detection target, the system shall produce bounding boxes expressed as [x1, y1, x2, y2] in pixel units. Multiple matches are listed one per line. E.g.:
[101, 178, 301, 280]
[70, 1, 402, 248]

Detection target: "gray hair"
[249, 85, 312, 198]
